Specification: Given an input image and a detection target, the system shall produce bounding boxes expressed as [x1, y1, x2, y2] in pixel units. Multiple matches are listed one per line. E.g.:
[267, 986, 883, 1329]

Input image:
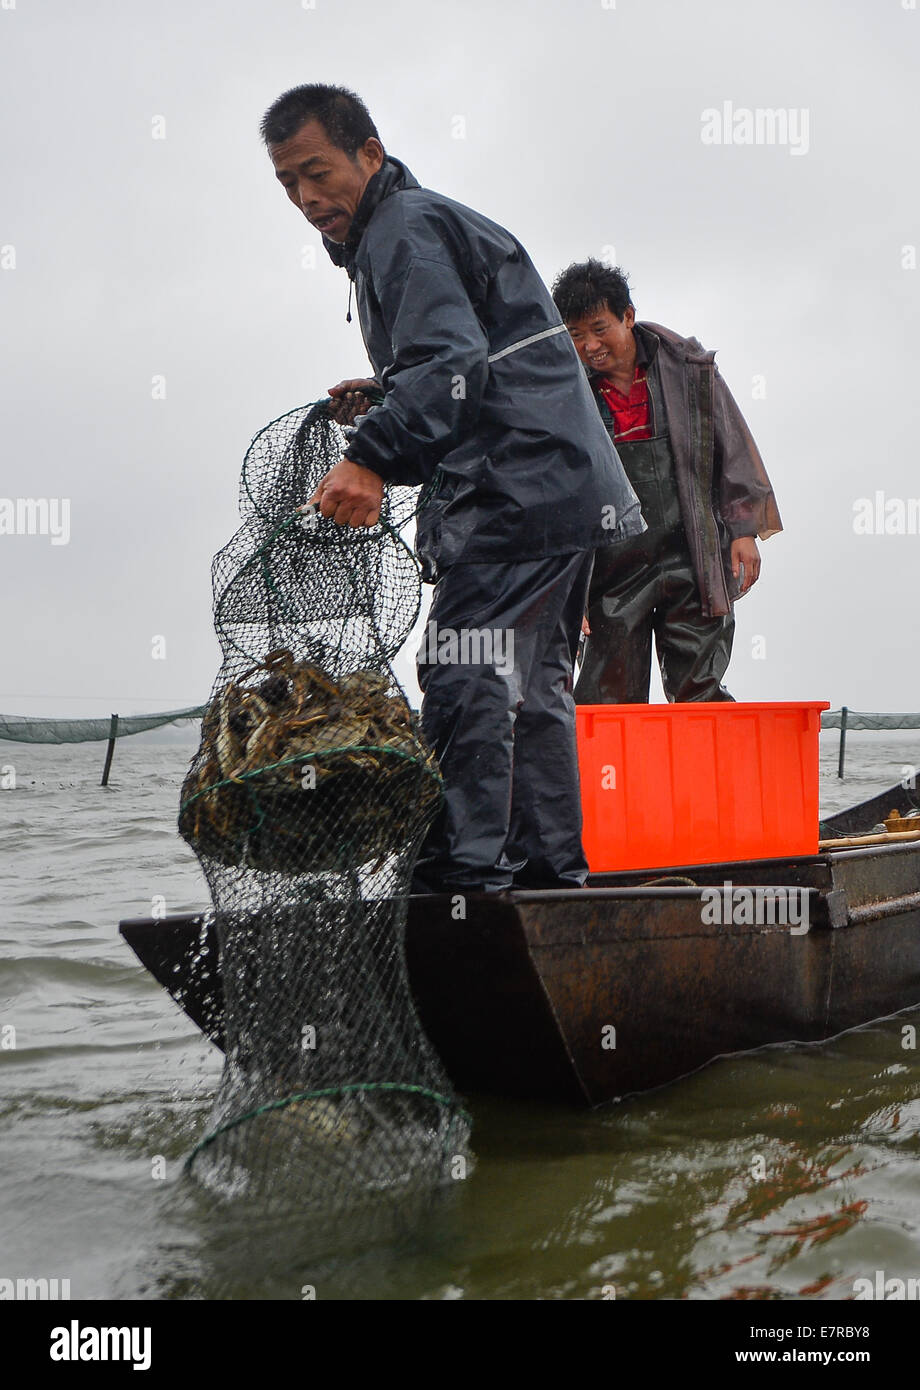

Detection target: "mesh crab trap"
[178, 400, 470, 1206]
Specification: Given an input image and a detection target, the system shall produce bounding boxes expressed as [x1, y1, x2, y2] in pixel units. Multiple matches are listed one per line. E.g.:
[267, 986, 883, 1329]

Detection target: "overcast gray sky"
[1, 0, 917, 718]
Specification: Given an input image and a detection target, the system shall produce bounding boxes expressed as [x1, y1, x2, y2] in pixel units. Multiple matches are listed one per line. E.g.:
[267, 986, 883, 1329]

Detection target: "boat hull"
[119, 838, 920, 1106]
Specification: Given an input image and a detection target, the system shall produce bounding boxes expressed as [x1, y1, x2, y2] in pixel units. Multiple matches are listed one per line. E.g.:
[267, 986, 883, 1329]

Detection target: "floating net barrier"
[179, 400, 471, 1207]
[821, 710, 920, 731]
[0, 707, 205, 745]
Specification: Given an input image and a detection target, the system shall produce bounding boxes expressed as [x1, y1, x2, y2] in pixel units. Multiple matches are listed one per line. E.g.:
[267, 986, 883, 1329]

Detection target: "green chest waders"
[575, 377, 735, 704]
[614, 431, 684, 547]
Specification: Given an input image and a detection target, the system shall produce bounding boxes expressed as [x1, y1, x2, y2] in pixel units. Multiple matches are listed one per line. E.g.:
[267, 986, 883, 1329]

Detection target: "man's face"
[269, 118, 384, 244]
[566, 303, 636, 375]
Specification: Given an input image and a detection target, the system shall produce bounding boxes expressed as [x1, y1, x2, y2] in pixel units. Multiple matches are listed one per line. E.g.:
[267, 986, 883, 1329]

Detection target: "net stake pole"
[101, 713, 119, 786]
[837, 705, 848, 780]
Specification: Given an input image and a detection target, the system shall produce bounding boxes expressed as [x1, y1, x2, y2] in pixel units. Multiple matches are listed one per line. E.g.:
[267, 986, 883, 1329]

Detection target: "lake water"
[2, 731, 919, 1301]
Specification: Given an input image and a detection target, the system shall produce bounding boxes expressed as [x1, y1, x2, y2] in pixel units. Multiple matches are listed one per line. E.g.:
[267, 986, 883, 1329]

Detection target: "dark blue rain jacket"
[324, 157, 644, 579]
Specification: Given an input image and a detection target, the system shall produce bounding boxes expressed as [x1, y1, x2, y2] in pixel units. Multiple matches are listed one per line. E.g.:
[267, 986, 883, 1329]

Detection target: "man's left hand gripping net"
[178, 401, 470, 1207]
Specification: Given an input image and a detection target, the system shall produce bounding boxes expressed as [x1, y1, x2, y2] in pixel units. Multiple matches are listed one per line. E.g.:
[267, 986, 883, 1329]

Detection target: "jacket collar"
[633, 321, 660, 368]
[638, 319, 713, 365]
[322, 155, 420, 277]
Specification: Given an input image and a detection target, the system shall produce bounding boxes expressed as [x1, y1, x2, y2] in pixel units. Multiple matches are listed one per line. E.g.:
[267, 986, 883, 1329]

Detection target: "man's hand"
[327, 377, 381, 427]
[731, 537, 761, 596]
[581, 614, 591, 636]
[307, 457, 384, 528]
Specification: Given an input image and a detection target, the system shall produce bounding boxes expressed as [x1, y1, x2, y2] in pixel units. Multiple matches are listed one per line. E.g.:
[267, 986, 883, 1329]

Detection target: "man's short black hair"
[551, 259, 633, 323]
[260, 84, 383, 157]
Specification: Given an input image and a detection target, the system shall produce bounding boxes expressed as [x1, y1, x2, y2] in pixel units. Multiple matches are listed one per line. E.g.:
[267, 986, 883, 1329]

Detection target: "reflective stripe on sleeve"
[486, 323, 568, 363]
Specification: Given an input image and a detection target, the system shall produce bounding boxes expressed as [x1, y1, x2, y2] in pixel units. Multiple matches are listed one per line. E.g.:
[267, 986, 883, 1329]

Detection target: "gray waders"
[575, 419, 735, 705]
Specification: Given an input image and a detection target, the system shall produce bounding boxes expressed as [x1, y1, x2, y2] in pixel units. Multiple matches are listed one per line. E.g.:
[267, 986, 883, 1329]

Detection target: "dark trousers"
[575, 541, 735, 704]
[413, 551, 595, 893]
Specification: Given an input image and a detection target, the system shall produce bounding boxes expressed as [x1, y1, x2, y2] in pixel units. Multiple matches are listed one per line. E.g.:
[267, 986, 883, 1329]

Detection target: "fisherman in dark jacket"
[552, 259, 782, 704]
[261, 85, 643, 892]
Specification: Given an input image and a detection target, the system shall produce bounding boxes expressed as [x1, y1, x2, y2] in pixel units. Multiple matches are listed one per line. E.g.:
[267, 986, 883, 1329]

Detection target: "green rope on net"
[179, 741, 443, 814]
[185, 1082, 471, 1168]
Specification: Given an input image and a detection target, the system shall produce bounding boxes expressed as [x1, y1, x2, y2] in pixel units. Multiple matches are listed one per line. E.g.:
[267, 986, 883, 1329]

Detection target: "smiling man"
[261, 85, 643, 893]
[552, 259, 782, 704]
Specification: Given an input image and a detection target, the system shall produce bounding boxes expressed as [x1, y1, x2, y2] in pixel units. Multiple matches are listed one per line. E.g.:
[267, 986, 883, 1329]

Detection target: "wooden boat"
[119, 781, 920, 1106]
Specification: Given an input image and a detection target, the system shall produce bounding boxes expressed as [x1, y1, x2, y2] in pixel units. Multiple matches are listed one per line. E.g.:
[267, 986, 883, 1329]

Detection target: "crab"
[179, 647, 441, 867]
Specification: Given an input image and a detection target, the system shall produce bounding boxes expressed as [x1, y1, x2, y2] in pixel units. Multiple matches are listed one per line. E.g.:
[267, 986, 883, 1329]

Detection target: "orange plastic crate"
[576, 701, 829, 872]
